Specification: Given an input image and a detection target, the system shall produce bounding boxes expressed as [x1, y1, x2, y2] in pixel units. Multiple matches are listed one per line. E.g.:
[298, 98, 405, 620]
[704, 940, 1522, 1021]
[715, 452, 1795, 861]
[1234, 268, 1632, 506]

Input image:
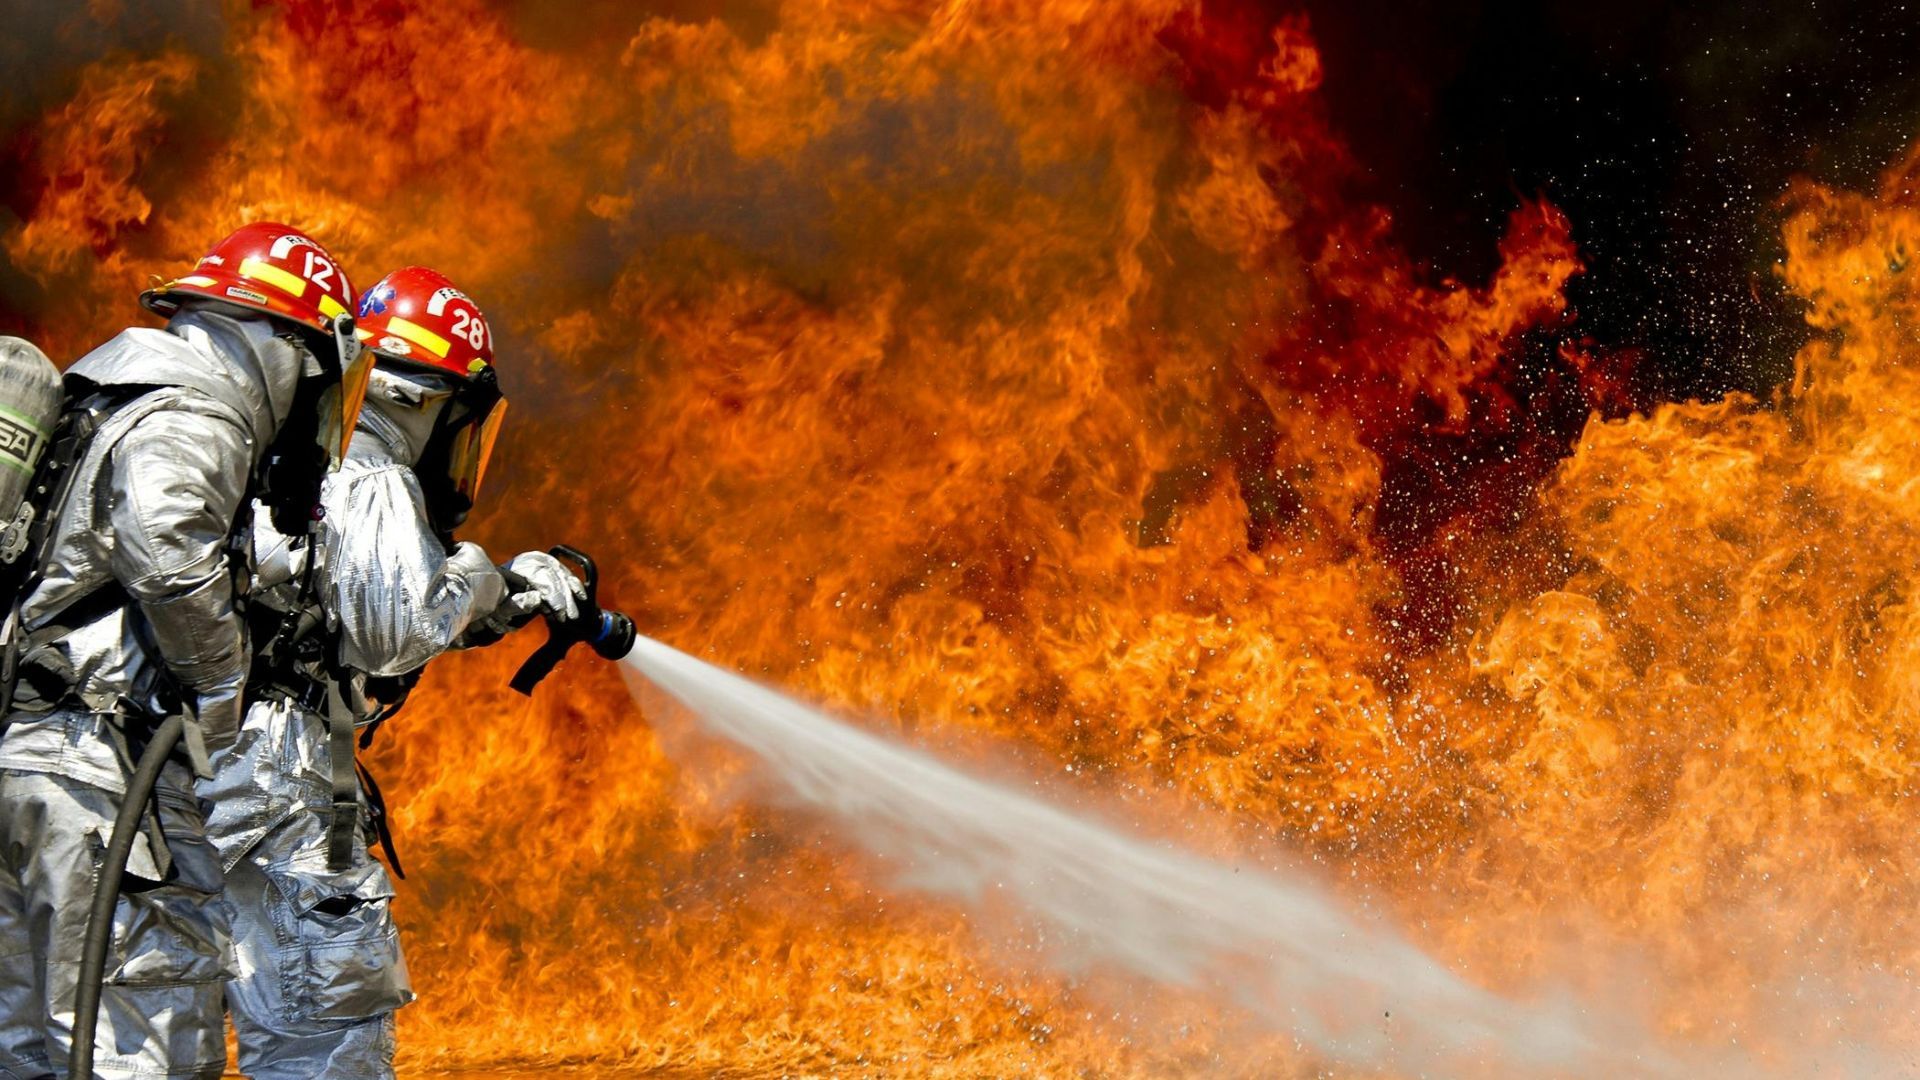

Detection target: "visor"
[447, 396, 507, 503]
[371, 358, 506, 528]
[317, 315, 375, 468]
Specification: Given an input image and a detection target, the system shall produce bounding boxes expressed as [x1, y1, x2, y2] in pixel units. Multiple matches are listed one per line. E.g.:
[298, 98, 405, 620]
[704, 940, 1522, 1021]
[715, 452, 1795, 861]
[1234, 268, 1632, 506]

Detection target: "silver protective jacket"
[203, 428, 504, 863]
[321, 437, 507, 678]
[198, 428, 505, 1076]
[0, 311, 298, 792]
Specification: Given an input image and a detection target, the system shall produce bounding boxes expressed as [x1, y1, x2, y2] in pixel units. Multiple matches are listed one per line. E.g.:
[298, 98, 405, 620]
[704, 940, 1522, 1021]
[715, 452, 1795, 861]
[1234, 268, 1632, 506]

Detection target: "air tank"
[0, 337, 64, 564]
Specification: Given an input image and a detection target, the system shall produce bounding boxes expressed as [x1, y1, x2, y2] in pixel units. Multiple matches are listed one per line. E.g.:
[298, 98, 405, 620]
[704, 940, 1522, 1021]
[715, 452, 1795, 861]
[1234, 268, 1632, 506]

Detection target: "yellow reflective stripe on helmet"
[239, 257, 308, 299]
[385, 315, 451, 358]
[177, 275, 218, 287]
[317, 294, 346, 320]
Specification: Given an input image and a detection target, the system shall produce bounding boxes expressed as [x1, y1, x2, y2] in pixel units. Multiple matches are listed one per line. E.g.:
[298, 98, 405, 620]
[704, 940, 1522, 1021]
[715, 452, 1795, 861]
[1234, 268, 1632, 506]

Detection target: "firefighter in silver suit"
[0, 222, 373, 1080]
[202, 266, 581, 1080]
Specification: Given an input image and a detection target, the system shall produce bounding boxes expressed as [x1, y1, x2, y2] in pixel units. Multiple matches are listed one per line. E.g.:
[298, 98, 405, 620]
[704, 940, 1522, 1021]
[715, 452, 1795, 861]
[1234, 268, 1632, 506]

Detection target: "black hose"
[70, 713, 183, 1079]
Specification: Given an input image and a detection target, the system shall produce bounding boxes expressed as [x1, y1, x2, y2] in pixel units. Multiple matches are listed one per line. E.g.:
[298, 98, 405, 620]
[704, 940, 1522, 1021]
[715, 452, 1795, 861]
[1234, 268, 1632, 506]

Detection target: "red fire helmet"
[142, 221, 357, 335]
[355, 266, 507, 506]
[142, 221, 371, 468]
[353, 264, 494, 379]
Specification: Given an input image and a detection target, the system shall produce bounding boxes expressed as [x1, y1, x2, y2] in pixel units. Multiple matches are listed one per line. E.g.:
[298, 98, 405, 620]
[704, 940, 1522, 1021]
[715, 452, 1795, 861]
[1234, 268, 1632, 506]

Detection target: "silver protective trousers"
[221, 800, 407, 1080]
[0, 765, 227, 1080]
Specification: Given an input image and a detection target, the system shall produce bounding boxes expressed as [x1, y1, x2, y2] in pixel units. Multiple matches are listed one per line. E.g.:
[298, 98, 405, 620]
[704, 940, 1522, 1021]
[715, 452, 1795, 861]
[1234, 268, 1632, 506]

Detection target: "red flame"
[6, 1, 1914, 1074]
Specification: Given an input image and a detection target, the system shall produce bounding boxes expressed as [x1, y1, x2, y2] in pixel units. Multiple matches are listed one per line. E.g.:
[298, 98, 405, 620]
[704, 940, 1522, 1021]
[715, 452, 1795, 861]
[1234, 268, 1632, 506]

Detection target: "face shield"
[259, 314, 376, 537]
[316, 313, 375, 469]
[368, 360, 506, 534]
[444, 376, 506, 505]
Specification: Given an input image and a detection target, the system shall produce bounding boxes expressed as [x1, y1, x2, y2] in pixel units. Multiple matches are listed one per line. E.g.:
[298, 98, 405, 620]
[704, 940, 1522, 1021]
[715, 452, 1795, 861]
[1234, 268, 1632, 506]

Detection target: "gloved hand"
[503, 550, 585, 620]
[472, 551, 585, 639]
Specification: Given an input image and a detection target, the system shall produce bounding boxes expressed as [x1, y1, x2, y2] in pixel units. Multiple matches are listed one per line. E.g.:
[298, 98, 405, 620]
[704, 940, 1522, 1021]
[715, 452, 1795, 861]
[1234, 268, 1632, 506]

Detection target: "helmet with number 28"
[354, 266, 508, 521]
[141, 220, 374, 469]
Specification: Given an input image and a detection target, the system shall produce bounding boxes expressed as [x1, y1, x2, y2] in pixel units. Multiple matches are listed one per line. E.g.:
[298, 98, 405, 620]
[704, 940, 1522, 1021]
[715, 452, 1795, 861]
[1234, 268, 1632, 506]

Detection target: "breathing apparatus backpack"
[0, 338, 80, 591]
[0, 337, 120, 715]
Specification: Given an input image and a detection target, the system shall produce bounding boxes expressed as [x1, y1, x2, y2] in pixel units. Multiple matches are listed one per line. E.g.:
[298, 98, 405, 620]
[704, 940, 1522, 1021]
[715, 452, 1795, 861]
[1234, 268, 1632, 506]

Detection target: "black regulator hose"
[71, 713, 184, 1079]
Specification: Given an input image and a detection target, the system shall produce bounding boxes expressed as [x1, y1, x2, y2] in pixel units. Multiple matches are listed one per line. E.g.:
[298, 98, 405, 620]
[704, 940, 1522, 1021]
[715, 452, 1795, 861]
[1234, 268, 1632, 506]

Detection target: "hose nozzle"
[590, 608, 637, 661]
[508, 545, 636, 695]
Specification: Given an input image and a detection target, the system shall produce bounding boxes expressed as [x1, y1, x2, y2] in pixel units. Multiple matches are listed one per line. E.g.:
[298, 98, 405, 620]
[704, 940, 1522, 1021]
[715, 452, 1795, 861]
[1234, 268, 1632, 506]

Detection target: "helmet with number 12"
[141, 220, 374, 470]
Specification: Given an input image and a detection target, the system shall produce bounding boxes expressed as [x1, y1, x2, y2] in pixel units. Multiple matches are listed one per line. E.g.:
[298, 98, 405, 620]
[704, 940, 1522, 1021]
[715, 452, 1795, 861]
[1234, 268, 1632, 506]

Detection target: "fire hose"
[70, 546, 634, 1075]
[70, 713, 183, 1080]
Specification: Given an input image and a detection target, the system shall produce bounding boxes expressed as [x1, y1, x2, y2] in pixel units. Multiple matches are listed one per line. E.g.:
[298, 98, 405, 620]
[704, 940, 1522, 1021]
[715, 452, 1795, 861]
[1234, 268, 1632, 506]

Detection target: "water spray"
[623, 636, 1686, 1077]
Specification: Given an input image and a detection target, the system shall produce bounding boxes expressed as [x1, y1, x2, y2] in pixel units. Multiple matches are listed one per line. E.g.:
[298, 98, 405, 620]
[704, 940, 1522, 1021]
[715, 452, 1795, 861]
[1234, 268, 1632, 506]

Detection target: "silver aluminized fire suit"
[0, 309, 306, 1080]
[202, 373, 573, 1080]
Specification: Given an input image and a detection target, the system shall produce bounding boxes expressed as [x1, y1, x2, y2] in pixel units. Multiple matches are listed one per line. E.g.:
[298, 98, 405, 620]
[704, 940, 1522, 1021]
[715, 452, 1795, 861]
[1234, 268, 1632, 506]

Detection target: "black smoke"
[1301, 0, 1920, 401]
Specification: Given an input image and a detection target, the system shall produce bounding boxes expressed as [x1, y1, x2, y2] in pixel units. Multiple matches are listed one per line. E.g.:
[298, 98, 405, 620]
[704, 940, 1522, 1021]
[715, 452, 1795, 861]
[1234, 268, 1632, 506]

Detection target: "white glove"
[498, 550, 586, 625]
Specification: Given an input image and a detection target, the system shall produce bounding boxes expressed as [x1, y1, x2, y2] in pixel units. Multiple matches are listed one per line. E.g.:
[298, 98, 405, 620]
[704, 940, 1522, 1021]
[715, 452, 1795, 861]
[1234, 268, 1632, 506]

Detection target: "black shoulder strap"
[324, 678, 359, 871]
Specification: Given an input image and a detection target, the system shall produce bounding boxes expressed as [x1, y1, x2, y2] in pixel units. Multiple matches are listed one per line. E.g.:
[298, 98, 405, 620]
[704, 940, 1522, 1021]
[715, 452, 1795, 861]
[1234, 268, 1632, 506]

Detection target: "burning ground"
[5, 0, 1920, 1074]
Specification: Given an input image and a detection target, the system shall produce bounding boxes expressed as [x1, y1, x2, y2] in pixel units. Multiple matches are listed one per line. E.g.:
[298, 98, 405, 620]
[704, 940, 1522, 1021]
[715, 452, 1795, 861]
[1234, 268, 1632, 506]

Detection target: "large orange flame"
[3, 0, 1914, 1073]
